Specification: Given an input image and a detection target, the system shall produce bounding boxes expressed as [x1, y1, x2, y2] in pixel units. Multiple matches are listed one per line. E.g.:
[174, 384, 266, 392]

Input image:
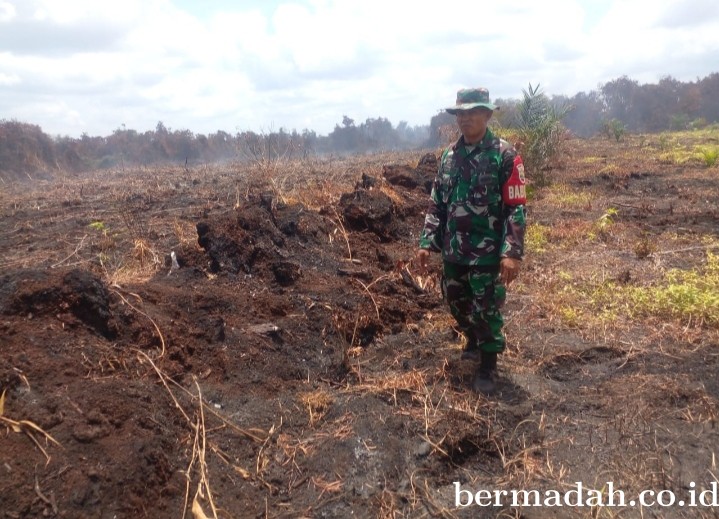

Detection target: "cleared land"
[1, 132, 718, 518]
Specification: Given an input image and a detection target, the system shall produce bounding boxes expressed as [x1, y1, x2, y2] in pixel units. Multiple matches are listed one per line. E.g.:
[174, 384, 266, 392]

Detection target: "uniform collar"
[453, 128, 495, 155]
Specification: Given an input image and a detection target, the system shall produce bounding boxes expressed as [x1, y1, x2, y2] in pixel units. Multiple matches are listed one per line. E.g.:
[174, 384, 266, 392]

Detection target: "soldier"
[417, 87, 526, 394]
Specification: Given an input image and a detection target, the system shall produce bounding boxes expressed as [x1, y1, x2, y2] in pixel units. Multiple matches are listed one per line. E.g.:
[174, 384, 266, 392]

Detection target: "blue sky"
[1, 0, 718, 138]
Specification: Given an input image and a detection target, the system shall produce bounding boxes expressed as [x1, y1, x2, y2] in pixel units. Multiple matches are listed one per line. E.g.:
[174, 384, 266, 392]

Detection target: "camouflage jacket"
[419, 130, 526, 266]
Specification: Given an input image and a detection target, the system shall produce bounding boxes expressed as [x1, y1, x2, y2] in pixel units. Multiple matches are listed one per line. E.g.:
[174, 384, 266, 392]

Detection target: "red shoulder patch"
[502, 156, 527, 205]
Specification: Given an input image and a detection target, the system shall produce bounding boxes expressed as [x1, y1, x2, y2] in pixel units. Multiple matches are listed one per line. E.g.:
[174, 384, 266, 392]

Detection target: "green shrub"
[699, 146, 718, 167]
[515, 83, 572, 186]
[602, 119, 625, 142]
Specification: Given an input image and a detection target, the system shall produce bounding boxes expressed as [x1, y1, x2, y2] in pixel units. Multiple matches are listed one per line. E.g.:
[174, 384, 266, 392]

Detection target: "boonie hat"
[446, 87, 498, 114]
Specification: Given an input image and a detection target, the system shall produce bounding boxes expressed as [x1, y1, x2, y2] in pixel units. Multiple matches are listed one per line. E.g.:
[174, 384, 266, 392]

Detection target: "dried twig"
[653, 243, 719, 256]
[136, 350, 266, 443]
[50, 234, 87, 269]
[354, 273, 392, 320]
[136, 351, 192, 422]
[113, 287, 166, 357]
[192, 378, 219, 519]
[331, 210, 353, 261]
[1, 389, 62, 465]
[355, 279, 381, 320]
[34, 475, 58, 515]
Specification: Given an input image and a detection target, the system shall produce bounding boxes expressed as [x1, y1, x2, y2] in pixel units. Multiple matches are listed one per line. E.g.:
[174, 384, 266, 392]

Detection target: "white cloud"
[583, 0, 719, 87]
[1, 0, 718, 137]
[0, 1, 15, 21]
[0, 71, 20, 85]
[26, 0, 148, 24]
[654, 0, 719, 29]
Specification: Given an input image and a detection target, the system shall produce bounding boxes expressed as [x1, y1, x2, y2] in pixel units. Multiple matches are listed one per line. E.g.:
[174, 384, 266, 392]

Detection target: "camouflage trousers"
[441, 261, 506, 353]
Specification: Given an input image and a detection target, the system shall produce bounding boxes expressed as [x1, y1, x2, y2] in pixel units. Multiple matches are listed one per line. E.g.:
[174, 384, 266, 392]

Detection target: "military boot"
[472, 351, 498, 395]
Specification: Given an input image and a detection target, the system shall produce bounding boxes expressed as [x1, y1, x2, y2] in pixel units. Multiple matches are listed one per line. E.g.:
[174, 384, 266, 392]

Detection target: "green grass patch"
[670, 126, 719, 141]
[658, 149, 700, 165]
[587, 208, 618, 241]
[626, 253, 719, 325]
[651, 129, 719, 157]
[558, 305, 583, 328]
[597, 164, 619, 175]
[697, 146, 718, 167]
[89, 221, 106, 232]
[526, 223, 550, 253]
[583, 252, 719, 327]
[545, 184, 593, 209]
[546, 248, 719, 329]
[526, 183, 537, 202]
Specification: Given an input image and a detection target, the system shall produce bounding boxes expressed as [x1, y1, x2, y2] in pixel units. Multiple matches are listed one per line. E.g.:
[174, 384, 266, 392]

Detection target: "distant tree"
[561, 91, 604, 137]
[329, 116, 360, 152]
[169, 129, 197, 161]
[493, 97, 521, 128]
[300, 129, 317, 157]
[601, 76, 640, 130]
[680, 83, 702, 119]
[0, 120, 60, 180]
[698, 72, 719, 122]
[361, 117, 395, 149]
[631, 76, 682, 131]
[428, 111, 456, 147]
[207, 130, 235, 159]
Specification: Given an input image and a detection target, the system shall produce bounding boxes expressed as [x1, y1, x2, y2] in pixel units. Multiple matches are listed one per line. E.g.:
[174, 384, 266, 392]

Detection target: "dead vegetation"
[1, 134, 719, 518]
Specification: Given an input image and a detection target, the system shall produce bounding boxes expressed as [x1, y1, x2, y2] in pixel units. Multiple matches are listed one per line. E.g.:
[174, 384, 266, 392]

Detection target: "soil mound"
[382, 152, 437, 193]
[195, 196, 332, 280]
[338, 187, 396, 241]
[1, 268, 115, 338]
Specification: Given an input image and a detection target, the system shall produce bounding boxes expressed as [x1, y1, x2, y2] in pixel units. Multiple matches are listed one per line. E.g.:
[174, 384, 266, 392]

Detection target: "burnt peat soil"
[1, 135, 718, 519]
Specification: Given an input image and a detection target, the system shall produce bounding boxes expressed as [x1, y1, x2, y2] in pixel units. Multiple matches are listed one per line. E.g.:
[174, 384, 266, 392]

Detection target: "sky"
[1, 0, 718, 138]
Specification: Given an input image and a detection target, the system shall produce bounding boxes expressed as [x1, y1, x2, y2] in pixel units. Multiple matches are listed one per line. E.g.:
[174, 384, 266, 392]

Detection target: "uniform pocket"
[439, 175, 455, 204]
[469, 173, 494, 206]
[470, 186, 490, 205]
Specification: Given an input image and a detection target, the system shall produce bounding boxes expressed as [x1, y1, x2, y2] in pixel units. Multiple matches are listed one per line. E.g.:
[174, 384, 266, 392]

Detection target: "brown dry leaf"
[233, 465, 252, 479]
[0, 389, 5, 416]
[311, 475, 343, 495]
[0, 416, 23, 433]
[19, 420, 61, 446]
[191, 497, 210, 519]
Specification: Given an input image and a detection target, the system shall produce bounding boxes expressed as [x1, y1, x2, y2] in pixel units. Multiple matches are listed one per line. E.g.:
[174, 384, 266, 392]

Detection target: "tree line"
[0, 117, 430, 181]
[427, 72, 719, 140]
[517, 73, 719, 137]
[2, 73, 718, 181]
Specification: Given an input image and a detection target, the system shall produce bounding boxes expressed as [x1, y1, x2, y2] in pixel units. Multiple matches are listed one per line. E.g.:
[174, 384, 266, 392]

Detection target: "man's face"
[455, 108, 492, 144]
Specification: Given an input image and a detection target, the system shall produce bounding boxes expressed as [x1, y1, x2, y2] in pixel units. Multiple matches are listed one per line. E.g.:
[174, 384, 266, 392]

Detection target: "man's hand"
[499, 257, 521, 286]
[416, 249, 431, 275]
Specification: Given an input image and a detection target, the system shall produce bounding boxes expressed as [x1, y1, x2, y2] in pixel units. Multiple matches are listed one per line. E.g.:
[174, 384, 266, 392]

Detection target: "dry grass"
[300, 389, 334, 427]
[4, 133, 719, 517]
[0, 388, 62, 465]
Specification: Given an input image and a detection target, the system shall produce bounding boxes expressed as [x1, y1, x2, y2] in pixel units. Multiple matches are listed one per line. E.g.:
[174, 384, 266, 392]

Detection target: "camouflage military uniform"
[419, 128, 525, 353]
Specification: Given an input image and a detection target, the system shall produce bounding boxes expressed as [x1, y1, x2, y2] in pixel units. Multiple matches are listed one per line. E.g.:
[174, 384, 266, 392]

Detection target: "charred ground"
[1, 135, 719, 519]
